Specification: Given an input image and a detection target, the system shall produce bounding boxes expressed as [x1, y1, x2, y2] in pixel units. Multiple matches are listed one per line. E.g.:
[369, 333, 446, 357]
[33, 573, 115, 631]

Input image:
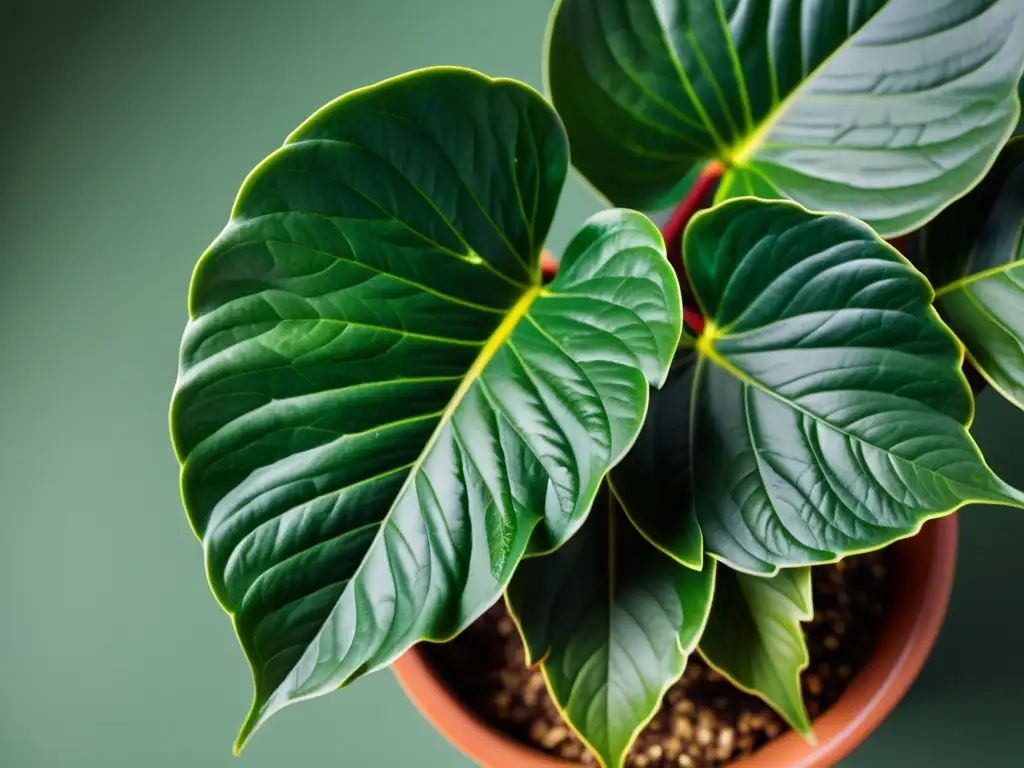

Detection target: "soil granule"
[422, 549, 891, 767]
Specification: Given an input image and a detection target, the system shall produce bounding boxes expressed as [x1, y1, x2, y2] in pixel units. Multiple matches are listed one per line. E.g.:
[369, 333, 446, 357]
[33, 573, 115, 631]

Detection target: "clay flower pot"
[393, 514, 957, 767]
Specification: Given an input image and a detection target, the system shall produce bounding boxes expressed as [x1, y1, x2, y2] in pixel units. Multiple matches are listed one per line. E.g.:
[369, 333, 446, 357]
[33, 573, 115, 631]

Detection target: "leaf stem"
[662, 161, 724, 268]
[662, 162, 724, 326]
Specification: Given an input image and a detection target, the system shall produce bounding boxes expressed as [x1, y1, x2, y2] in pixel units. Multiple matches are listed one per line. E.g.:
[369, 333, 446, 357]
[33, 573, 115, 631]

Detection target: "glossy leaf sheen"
[507, 487, 715, 768]
[687, 199, 1023, 574]
[547, 0, 1024, 236]
[922, 139, 1024, 409]
[610, 349, 703, 568]
[169, 67, 681, 749]
[699, 566, 813, 736]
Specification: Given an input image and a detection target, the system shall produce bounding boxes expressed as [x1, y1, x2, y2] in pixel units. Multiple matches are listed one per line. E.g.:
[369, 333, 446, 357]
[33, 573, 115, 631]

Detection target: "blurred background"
[1, 1, 1021, 765]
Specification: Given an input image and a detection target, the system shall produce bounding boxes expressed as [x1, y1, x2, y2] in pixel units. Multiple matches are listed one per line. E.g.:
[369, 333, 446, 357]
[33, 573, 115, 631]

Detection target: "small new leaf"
[169, 67, 681, 751]
[507, 487, 715, 768]
[699, 565, 814, 738]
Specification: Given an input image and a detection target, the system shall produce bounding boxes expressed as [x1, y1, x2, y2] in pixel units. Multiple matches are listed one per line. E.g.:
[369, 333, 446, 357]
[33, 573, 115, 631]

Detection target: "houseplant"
[169, 2, 1024, 767]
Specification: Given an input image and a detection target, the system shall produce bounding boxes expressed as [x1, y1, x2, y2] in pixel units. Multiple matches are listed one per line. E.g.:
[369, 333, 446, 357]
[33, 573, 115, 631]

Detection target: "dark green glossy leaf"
[169, 67, 681, 751]
[609, 349, 703, 568]
[699, 565, 813, 737]
[686, 198, 1024, 574]
[920, 139, 1024, 409]
[507, 487, 715, 768]
[547, 0, 1024, 236]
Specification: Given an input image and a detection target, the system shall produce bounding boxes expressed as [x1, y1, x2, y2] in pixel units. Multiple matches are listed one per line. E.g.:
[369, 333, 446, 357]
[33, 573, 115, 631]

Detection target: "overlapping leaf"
[169, 67, 681, 751]
[547, 0, 1024, 235]
[699, 566, 814, 737]
[919, 139, 1024, 408]
[507, 486, 715, 768]
[685, 199, 1024, 574]
[609, 349, 703, 568]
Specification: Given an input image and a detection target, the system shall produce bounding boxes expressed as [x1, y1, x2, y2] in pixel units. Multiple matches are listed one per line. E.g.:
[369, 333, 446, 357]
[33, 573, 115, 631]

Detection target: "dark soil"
[422, 550, 891, 767]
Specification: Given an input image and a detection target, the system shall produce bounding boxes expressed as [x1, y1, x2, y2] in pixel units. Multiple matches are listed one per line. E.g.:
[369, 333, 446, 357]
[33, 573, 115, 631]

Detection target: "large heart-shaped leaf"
[608, 348, 703, 568]
[685, 198, 1023, 574]
[919, 138, 1024, 409]
[169, 67, 681, 750]
[547, 0, 1024, 236]
[506, 486, 715, 768]
[699, 565, 813, 737]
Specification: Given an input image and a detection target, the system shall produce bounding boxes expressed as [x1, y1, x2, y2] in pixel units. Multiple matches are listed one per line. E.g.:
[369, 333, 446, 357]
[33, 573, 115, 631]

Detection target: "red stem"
[661, 161, 725, 267]
[540, 250, 559, 281]
[662, 162, 724, 335]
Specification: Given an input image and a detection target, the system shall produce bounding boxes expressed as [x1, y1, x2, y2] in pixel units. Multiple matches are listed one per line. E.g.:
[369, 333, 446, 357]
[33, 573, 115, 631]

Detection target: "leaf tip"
[233, 720, 254, 757]
[233, 695, 275, 757]
[797, 722, 818, 747]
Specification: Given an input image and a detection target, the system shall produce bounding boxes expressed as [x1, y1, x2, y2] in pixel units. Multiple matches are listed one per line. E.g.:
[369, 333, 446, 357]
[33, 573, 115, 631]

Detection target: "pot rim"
[392, 514, 958, 768]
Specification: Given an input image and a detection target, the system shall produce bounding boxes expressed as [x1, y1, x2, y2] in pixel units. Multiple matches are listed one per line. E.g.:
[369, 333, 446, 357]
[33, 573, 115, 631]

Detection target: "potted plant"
[169, 1, 1024, 766]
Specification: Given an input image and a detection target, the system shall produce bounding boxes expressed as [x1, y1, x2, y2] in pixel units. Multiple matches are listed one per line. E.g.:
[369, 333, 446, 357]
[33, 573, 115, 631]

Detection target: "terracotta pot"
[393, 515, 958, 768]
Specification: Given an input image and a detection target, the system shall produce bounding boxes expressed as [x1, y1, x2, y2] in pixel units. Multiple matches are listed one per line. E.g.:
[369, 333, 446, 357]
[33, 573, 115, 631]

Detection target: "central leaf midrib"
[740, 384, 832, 560]
[957, 281, 1024, 347]
[727, 2, 892, 165]
[699, 339, 987, 494]
[934, 257, 1024, 297]
[251, 281, 546, 723]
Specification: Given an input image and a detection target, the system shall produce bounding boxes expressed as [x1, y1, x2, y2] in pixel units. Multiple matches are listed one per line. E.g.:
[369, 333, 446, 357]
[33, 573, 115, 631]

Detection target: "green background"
[2, 1, 1021, 765]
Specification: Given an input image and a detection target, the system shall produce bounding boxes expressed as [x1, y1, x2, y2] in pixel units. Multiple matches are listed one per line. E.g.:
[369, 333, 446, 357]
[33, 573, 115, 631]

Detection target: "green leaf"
[1017, 76, 1024, 136]
[609, 349, 703, 568]
[714, 166, 783, 203]
[507, 486, 715, 768]
[547, 0, 1024, 236]
[699, 565, 814, 738]
[169, 67, 682, 751]
[686, 198, 1023, 574]
[920, 138, 1024, 409]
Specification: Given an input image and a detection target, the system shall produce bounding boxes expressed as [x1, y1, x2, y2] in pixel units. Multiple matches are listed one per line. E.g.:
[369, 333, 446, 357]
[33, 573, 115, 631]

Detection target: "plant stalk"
[661, 161, 725, 267]
[663, 162, 724, 335]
